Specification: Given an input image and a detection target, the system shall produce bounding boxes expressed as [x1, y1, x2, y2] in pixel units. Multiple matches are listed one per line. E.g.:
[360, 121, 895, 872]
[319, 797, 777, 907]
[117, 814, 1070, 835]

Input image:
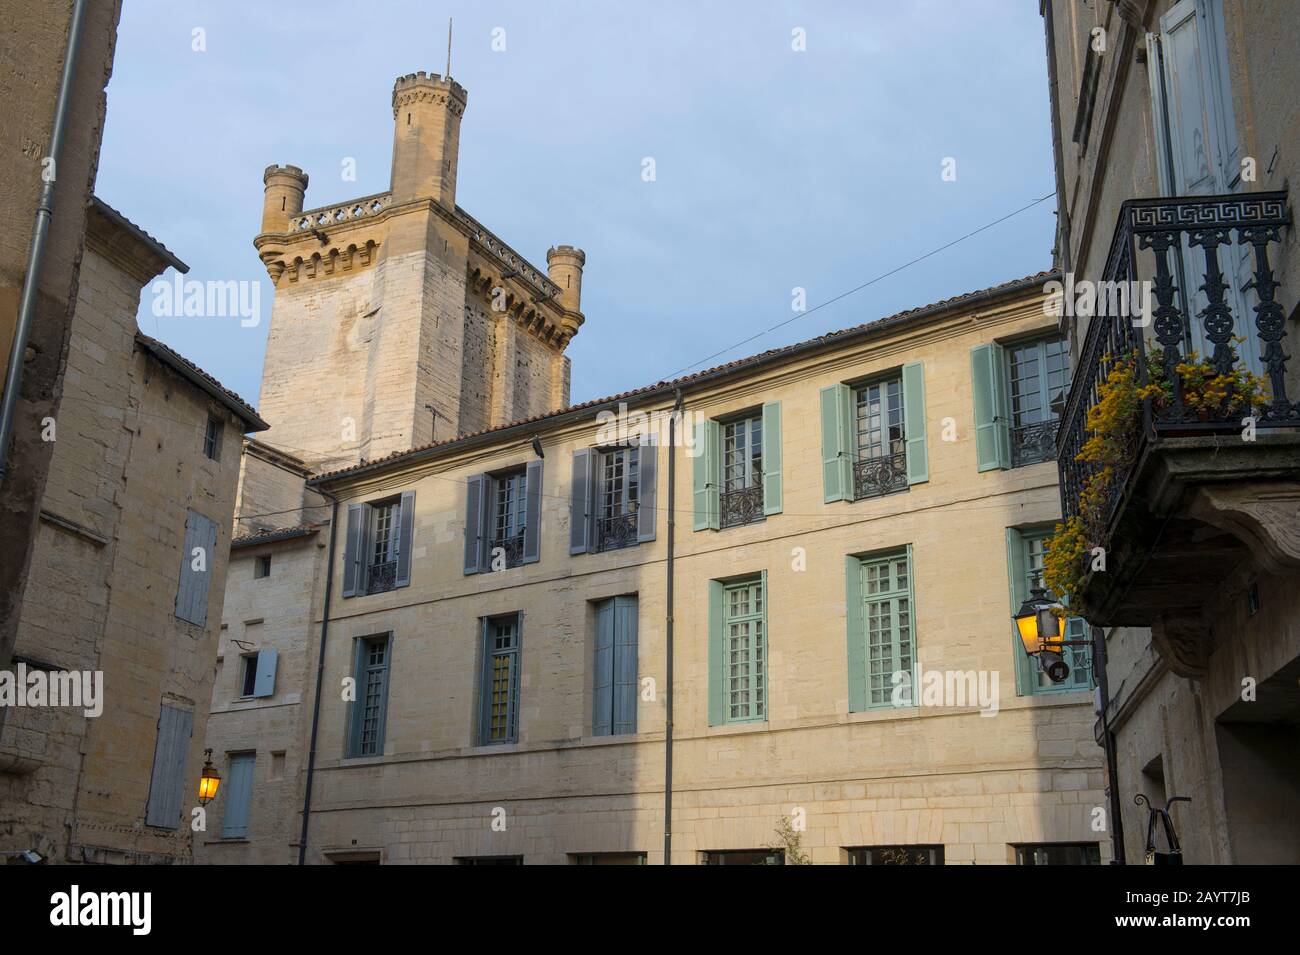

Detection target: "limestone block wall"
[198, 535, 325, 864]
[292, 289, 1107, 864]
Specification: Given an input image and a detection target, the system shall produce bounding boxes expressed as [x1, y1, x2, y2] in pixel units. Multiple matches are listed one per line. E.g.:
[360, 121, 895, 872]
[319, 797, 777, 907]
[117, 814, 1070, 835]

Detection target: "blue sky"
[97, 0, 1057, 408]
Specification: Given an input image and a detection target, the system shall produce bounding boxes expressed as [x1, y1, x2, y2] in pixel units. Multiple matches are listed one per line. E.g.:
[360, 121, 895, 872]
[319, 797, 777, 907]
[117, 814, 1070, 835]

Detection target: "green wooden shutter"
[971, 343, 1011, 471]
[761, 401, 783, 515]
[845, 555, 866, 712]
[758, 570, 769, 719]
[707, 579, 725, 725]
[901, 361, 929, 484]
[819, 384, 854, 502]
[692, 419, 720, 531]
[1005, 527, 1034, 696]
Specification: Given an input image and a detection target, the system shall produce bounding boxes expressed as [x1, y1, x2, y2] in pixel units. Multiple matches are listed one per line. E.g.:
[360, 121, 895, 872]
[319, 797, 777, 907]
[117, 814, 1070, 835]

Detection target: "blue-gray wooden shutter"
[464, 475, 487, 574]
[175, 510, 217, 626]
[346, 637, 366, 756]
[569, 449, 594, 554]
[592, 599, 615, 736]
[761, 401, 783, 515]
[252, 649, 278, 698]
[819, 384, 853, 502]
[342, 503, 366, 597]
[901, 361, 929, 484]
[637, 439, 657, 542]
[692, 419, 720, 531]
[395, 490, 415, 588]
[523, 460, 543, 563]
[613, 595, 639, 734]
[220, 753, 255, 838]
[971, 343, 1011, 471]
[476, 618, 493, 744]
[145, 704, 193, 828]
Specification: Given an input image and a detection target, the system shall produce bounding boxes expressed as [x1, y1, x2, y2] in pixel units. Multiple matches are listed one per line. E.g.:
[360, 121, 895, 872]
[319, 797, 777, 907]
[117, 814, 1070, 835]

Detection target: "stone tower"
[253, 72, 585, 471]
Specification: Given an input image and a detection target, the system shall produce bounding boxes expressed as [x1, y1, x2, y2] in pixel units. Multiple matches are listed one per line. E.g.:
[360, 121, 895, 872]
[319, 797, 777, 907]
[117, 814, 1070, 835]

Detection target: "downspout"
[0, 0, 88, 479]
[298, 490, 339, 865]
[663, 388, 683, 865]
[1093, 624, 1126, 864]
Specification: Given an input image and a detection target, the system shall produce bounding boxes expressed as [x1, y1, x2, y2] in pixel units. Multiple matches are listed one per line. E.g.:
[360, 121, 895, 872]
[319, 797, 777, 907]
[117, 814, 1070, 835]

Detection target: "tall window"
[1007, 337, 1070, 467]
[852, 378, 907, 500]
[595, 447, 639, 551]
[347, 635, 391, 758]
[203, 416, 222, 461]
[862, 552, 913, 709]
[489, 468, 527, 569]
[343, 493, 414, 598]
[593, 596, 638, 736]
[724, 578, 765, 723]
[720, 413, 764, 528]
[1020, 531, 1092, 692]
[479, 616, 521, 744]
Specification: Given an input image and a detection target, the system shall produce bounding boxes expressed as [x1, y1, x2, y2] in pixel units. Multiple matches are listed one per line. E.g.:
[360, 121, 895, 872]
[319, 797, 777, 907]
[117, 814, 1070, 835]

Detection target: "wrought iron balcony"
[488, 533, 525, 570]
[1011, 419, 1060, 468]
[853, 451, 908, 501]
[1055, 191, 1300, 639]
[366, 559, 397, 595]
[595, 509, 639, 552]
[1057, 191, 1297, 537]
[720, 483, 765, 528]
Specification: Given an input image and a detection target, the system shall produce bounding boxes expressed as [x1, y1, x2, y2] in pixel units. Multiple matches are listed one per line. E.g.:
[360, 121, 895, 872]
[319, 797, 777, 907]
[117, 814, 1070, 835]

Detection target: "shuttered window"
[346, 635, 391, 757]
[1007, 337, 1071, 468]
[479, 616, 521, 744]
[593, 596, 638, 736]
[220, 753, 255, 839]
[1006, 527, 1094, 695]
[239, 650, 278, 699]
[144, 704, 193, 828]
[342, 492, 415, 596]
[175, 510, 217, 626]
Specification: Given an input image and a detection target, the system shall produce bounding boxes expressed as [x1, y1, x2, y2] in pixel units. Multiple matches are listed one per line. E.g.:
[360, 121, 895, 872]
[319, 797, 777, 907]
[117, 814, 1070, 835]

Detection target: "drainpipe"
[298, 490, 339, 865]
[663, 388, 683, 865]
[1093, 624, 1126, 864]
[0, 0, 88, 479]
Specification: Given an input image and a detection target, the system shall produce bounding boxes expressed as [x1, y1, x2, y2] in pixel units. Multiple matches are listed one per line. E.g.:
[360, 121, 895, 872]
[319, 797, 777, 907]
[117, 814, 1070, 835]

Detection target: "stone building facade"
[1043, 0, 1300, 863]
[201, 217, 1109, 862]
[0, 199, 267, 863]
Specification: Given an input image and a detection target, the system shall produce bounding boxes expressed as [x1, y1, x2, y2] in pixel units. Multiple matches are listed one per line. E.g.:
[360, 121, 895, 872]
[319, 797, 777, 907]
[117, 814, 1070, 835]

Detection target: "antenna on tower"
[446, 17, 453, 78]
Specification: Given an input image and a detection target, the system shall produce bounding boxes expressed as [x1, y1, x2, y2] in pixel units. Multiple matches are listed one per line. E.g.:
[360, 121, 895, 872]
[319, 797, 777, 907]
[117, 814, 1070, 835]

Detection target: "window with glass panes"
[598, 447, 639, 518]
[862, 553, 913, 708]
[1022, 533, 1093, 691]
[1007, 337, 1070, 466]
[370, 501, 398, 568]
[493, 470, 526, 540]
[722, 415, 762, 492]
[480, 617, 520, 744]
[349, 636, 390, 757]
[854, 379, 905, 461]
[724, 579, 765, 722]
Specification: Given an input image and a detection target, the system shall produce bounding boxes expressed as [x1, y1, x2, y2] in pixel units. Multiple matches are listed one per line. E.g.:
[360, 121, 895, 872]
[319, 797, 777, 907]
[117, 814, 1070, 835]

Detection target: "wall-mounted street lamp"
[1014, 587, 1090, 683]
[198, 749, 221, 805]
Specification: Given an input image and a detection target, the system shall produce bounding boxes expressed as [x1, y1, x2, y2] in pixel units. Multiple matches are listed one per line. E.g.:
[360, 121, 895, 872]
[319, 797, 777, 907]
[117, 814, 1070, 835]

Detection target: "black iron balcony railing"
[596, 508, 639, 552]
[1012, 419, 1060, 468]
[1057, 191, 1296, 532]
[720, 482, 765, 528]
[853, 450, 908, 501]
[366, 559, 397, 595]
[488, 533, 525, 570]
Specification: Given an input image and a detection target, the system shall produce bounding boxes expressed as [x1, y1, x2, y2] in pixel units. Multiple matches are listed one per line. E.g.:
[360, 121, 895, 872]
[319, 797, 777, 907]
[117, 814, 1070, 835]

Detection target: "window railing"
[853, 451, 908, 501]
[1056, 191, 1296, 534]
[595, 508, 639, 552]
[1011, 418, 1060, 468]
[366, 560, 397, 595]
[720, 483, 764, 528]
[488, 533, 525, 570]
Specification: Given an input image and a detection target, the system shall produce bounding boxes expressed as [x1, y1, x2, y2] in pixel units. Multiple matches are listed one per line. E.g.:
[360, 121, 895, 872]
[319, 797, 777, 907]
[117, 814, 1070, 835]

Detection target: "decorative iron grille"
[366, 560, 397, 595]
[596, 510, 639, 552]
[720, 484, 765, 528]
[488, 534, 525, 570]
[1011, 419, 1060, 468]
[853, 451, 908, 501]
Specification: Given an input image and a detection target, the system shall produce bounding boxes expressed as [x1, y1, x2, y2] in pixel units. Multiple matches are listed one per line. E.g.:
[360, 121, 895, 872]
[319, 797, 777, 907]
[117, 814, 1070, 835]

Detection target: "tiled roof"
[89, 197, 189, 274]
[310, 269, 1056, 486]
[135, 332, 270, 432]
[231, 524, 320, 548]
